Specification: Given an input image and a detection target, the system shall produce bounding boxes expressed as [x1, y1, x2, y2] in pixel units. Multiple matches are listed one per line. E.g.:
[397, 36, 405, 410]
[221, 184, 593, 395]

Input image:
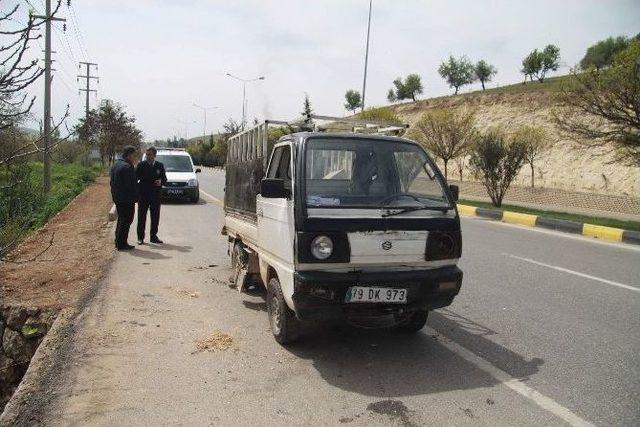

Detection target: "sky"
[11, 0, 640, 141]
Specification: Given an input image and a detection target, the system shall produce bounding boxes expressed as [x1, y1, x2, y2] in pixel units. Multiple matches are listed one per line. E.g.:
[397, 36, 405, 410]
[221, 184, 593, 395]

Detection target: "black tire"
[397, 310, 428, 333]
[267, 277, 300, 344]
[191, 195, 199, 203]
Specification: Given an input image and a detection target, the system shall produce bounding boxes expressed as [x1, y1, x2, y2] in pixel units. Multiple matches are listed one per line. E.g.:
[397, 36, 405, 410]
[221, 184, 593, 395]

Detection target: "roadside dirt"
[1, 176, 115, 310]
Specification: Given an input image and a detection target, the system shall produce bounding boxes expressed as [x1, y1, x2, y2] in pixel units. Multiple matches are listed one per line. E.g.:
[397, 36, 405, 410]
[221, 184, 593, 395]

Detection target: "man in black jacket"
[136, 146, 167, 244]
[110, 146, 139, 250]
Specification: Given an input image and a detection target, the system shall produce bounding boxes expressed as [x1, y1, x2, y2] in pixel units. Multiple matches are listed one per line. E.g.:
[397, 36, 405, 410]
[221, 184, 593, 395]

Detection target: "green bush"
[357, 107, 403, 125]
[0, 162, 102, 255]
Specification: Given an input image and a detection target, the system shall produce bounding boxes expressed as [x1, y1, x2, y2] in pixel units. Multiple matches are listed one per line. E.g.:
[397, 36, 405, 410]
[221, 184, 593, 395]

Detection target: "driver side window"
[267, 145, 292, 192]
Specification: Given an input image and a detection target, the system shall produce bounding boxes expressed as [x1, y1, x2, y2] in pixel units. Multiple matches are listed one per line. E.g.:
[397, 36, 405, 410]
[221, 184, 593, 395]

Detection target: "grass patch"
[458, 198, 640, 232]
[29, 162, 103, 228]
[1, 162, 103, 255]
[470, 74, 571, 96]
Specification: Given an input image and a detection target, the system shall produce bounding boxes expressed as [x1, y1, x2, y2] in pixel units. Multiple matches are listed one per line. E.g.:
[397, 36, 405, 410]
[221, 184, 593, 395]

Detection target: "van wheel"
[267, 277, 300, 344]
[397, 310, 428, 333]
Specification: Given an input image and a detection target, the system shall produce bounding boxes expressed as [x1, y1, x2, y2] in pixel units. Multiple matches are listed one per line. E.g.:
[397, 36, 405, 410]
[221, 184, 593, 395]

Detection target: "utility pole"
[192, 103, 218, 139]
[176, 119, 195, 140]
[361, 0, 373, 112]
[33, 0, 65, 193]
[78, 62, 98, 119]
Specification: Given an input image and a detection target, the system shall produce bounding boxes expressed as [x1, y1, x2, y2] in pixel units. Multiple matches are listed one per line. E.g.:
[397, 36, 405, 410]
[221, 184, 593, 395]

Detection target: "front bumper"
[161, 186, 199, 199]
[292, 266, 463, 321]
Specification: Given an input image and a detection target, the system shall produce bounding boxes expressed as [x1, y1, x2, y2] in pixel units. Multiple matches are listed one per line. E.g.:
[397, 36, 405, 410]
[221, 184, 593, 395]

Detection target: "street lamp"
[361, 0, 373, 112]
[226, 73, 265, 129]
[176, 118, 195, 140]
[192, 103, 218, 139]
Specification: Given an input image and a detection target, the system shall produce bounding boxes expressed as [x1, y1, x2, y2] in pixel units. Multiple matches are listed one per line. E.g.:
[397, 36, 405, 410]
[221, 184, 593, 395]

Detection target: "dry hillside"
[388, 83, 639, 198]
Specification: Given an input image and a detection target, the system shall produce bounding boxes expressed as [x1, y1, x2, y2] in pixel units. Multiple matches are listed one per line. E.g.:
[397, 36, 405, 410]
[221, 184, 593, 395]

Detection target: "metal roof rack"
[226, 114, 409, 167]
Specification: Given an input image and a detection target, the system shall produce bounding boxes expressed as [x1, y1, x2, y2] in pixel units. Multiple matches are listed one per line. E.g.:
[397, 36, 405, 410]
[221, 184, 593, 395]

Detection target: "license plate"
[345, 287, 407, 304]
[167, 189, 183, 195]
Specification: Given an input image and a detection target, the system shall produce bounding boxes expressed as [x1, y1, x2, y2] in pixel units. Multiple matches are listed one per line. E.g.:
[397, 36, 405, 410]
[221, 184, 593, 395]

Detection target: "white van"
[154, 148, 201, 203]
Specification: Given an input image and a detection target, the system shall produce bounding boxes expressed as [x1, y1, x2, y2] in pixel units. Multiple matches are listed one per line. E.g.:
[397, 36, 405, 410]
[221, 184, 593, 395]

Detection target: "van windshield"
[156, 154, 193, 172]
[305, 138, 451, 209]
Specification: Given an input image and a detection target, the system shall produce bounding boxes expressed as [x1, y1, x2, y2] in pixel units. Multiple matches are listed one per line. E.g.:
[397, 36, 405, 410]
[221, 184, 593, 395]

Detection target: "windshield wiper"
[381, 205, 450, 217]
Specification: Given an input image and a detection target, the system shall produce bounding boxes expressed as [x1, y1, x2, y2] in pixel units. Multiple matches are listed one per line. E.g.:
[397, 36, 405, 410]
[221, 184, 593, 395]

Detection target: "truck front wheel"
[267, 277, 300, 344]
[397, 310, 428, 333]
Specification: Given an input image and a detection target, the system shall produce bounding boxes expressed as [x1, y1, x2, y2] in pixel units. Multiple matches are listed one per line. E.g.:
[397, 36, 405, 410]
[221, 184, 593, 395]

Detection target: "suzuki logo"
[381, 241, 392, 251]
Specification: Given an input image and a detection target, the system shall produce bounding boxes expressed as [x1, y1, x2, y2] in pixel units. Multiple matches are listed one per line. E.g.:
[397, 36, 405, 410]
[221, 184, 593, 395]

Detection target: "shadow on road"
[149, 243, 192, 253]
[127, 249, 172, 260]
[279, 309, 544, 398]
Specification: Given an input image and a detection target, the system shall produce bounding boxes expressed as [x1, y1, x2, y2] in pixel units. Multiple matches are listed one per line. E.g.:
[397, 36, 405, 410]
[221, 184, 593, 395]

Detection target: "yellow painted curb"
[582, 223, 623, 242]
[456, 204, 477, 216]
[502, 211, 537, 227]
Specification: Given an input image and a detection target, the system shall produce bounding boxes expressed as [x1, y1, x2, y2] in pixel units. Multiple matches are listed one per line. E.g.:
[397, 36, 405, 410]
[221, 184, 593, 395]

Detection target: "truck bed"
[224, 211, 258, 247]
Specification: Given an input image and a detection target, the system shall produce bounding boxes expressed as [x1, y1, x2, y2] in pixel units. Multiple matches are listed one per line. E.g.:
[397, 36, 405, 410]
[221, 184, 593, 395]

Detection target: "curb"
[108, 204, 117, 221]
[457, 204, 640, 245]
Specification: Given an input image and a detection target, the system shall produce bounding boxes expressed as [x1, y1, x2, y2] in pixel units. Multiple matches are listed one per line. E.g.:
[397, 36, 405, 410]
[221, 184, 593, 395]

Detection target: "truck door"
[257, 143, 295, 268]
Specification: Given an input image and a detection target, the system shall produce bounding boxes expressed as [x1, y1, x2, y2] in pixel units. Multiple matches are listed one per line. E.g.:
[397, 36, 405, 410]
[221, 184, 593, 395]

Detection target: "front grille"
[166, 181, 187, 187]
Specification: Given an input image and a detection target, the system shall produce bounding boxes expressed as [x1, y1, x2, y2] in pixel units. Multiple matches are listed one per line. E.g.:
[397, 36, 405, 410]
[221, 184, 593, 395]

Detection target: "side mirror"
[195, 168, 201, 173]
[449, 184, 459, 202]
[261, 178, 289, 199]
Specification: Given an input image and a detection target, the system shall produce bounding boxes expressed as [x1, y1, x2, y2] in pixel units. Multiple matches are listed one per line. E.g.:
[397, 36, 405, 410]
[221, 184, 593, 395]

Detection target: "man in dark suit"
[136, 146, 167, 244]
[110, 146, 139, 250]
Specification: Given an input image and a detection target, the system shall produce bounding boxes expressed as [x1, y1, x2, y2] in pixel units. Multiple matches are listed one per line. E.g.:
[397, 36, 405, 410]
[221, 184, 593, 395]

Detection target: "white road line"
[505, 253, 640, 293]
[461, 216, 640, 253]
[424, 326, 595, 427]
[200, 189, 222, 205]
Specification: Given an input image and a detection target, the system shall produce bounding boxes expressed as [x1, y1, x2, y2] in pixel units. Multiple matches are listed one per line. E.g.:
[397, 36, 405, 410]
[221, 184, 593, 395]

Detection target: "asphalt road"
[31, 168, 639, 426]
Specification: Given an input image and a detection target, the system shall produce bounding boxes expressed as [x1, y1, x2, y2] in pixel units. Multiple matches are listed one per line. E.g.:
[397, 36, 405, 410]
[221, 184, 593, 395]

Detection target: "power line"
[67, 1, 89, 61]
[53, 22, 78, 64]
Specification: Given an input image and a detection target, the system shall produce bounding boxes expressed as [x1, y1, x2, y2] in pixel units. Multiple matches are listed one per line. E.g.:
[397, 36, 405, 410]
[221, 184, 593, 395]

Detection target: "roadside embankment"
[0, 176, 115, 420]
[0, 307, 57, 409]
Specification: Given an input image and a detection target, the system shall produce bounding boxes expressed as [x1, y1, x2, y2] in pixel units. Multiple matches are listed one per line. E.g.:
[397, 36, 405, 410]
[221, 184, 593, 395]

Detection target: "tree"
[474, 60, 497, 90]
[343, 89, 362, 114]
[513, 126, 550, 188]
[76, 100, 143, 166]
[469, 128, 528, 207]
[387, 88, 397, 103]
[580, 36, 631, 71]
[438, 55, 476, 95]
[554, 40, 640, 167]
[387, 74, 423, 102]
[521, 44, 560, 83]
[301, 93, 313, 126]
[408, 109, 476, 178]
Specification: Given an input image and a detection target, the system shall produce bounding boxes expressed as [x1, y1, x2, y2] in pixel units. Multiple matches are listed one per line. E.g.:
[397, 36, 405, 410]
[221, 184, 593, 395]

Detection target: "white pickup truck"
[222, 116, 463, 344]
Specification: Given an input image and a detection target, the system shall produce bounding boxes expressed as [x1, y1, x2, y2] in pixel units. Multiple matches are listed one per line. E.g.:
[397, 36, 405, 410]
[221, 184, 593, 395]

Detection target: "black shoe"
[137, 238, 144, 245]
[117, 244, 135, 251]
[150, 236, 163, 244]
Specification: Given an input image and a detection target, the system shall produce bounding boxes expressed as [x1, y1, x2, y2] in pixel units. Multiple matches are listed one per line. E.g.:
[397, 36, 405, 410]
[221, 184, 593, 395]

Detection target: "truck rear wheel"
[397, 310, 428, 333]
[267, 277, 300, 344]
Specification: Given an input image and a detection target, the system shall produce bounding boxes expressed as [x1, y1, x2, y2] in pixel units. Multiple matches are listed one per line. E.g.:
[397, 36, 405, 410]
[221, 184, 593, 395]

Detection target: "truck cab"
[223, 120, 462, 344]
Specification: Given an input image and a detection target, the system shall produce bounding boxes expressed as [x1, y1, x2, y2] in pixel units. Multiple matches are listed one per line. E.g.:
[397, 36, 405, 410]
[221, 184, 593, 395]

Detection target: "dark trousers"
[137, 198, 161, 240]
[115, 203, 135, 248]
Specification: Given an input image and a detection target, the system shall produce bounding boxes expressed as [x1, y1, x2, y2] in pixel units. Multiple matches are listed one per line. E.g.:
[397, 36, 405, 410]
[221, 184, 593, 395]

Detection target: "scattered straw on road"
[193, 330, 234, 353]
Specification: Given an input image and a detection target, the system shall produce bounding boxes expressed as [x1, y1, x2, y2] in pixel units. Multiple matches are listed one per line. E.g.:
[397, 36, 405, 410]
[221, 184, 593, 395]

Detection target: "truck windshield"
[156, 155, 193, 172]
[305, 138, 451, 209]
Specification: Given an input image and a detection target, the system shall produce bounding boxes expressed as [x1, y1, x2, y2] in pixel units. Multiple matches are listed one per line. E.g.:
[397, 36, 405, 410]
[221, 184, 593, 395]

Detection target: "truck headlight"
[187, 179, 198, 187]
[310, 235, 333, 260]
